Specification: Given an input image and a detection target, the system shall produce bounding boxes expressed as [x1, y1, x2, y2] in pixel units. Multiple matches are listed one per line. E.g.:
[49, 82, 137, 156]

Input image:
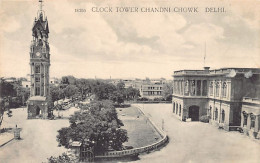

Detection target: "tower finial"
[39, 0, 43, 11]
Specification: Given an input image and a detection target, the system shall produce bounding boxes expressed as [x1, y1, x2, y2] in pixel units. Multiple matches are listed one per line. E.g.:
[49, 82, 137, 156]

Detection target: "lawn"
[116, 106, 162, 148]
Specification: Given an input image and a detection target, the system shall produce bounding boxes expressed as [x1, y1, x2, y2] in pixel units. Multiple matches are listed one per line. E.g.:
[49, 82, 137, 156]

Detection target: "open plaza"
[1, 104, 259, 163]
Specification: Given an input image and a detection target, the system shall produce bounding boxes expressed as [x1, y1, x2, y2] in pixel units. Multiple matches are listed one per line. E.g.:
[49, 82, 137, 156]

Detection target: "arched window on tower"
[35, 87, 40, 96]
[35, 65, 40, 73]
[35, 77, 40, 83]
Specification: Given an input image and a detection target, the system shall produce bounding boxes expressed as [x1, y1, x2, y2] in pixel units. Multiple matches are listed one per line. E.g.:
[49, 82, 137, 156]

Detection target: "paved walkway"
[0, 107, 73, 163]
[134, 104, 260, 163]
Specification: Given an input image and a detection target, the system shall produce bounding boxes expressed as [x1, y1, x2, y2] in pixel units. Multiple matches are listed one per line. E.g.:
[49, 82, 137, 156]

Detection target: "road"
[134, 104, 260, 163]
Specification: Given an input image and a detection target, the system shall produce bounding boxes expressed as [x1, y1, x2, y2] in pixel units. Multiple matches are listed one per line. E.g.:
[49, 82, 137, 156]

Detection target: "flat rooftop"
[173, 68, 260, 76]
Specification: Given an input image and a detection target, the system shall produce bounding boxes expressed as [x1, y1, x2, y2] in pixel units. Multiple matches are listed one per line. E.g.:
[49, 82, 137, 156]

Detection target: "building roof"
[173, 68, 260, 77]
[29, 96, 46, 101]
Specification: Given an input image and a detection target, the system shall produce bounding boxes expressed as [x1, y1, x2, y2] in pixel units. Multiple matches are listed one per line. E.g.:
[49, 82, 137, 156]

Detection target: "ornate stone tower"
[28, 0, 51, 119]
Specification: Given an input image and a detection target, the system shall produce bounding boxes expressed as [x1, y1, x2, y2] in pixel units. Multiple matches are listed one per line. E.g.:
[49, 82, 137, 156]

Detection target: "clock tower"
[28, 0, 51, 119]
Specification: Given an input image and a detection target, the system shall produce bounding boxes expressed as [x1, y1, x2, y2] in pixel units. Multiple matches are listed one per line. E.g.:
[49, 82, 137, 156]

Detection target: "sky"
[0, 0, 259, 79]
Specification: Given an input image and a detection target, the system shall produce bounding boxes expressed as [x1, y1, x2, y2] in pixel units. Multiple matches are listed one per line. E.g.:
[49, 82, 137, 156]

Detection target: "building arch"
[179, 104, 182, 116]
[208, 106, 212, 119]
[173, 102, 175, 113]
[188, 105, 199, 121]
[36, 106, 41, 116]
[221, 109, 225, 123]
[214, 107, 218, 121]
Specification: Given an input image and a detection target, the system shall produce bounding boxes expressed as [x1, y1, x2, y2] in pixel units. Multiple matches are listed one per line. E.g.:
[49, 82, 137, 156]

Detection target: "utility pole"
[162, 118, 164, 131]
[204, 41, 206, 67]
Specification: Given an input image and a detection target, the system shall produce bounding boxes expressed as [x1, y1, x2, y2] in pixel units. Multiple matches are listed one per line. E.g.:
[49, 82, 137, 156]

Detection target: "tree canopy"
[56, 100, 128, 154]
[162, 82, 173, 101]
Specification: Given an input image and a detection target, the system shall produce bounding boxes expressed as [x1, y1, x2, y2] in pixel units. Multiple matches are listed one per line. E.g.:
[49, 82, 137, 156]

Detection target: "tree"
[109, 91, 124, 104]
[0, 98, 6, 128]
[50, 86, 61, 103]
[125, 87, 140, 100]
[56, 100, 128, 154]
[90, 81, 116, 101]
[162, 82, 173, 101]
[64, 85, 79, 99]
[0, 78, 16, 97]
[61, 76, 77, 85]
[116, 82, 125, 91]
[0, 79, 15, 128]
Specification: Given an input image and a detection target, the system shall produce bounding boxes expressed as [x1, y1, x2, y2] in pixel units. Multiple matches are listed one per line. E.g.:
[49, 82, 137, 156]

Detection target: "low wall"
[96, 105, 168, 158]
[134, 101, 172, 104]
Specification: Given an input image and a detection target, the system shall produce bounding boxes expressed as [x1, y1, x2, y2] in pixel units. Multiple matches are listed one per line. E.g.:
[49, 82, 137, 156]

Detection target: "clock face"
[36, 52, 41, 58]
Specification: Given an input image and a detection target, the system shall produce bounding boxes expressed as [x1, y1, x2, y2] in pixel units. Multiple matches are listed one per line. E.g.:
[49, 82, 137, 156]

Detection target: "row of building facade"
[110, 78, 167, 99]
[172, 67, 260, 139]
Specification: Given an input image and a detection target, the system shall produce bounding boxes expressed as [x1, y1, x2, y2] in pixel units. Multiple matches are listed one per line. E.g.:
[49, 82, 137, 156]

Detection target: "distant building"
[121, 79, 135, 88]
[3, 77, 17, 83]
[50, 77, 60, 87]
[139, 79, 165, 99]
[21, 74, 31, 88]
[172, 67, 260, 137]
[21, 78, 30, 88]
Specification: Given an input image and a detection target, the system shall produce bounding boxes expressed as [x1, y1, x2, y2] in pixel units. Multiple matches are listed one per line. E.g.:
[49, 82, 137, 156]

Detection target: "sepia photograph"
[0, 0, 259, 162]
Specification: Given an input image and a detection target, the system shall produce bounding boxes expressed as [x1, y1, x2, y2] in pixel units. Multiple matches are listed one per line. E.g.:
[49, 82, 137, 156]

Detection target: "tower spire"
[39, 0, 44, 11]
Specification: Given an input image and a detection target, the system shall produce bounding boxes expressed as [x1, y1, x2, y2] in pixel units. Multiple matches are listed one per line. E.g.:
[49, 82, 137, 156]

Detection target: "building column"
[34, 64, 36, 96]
[177, 81, 179, 95]
[255, 115, 259, 132]
[218, 107, 221, 123]
[179, 81, 181, 95]
[227, 81, 231, 100]
[43, 63, 46, 96]
[195, 80, 197, 96]
[247, 114, 251, 130]
[30, 63, 33, 96]
[182, 80, 184, 95]
[200, 80, 203, 96]
[213, 81, 216, 98]
[241, 112, 244, 127]
[220, 81, 223, 98]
